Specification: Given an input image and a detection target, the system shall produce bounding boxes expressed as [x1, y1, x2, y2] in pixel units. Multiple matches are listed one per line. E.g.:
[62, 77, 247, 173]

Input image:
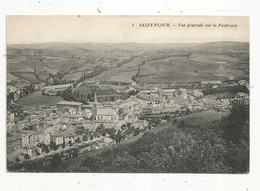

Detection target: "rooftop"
[43, 83, 73, 90]
[96, 108, 117, 116]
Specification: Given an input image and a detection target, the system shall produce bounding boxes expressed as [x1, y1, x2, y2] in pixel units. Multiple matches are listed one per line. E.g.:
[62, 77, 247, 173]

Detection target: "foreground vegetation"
[75, 104, 249, 173]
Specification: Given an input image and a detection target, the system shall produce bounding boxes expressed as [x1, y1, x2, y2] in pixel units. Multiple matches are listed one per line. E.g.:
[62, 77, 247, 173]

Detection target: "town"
[6, 75, 249, 167]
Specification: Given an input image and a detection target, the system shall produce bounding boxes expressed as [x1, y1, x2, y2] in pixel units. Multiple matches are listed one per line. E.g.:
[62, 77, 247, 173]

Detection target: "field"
[15, 91, 65, 107]
[84, 59, 142, 84]
[176, 111, 229, 126]
[7, 58, 34, 72]
[136, 52, 248, 83]
[7, 41, 249, 86]
[147, 110, 229, 134]
[63, 71, 85, 81]
[10, 72, 41, 84]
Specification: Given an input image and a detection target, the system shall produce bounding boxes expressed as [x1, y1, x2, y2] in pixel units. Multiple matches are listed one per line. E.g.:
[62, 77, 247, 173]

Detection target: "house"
[192, 89, 203, 97]
[95, 108, 118, 122]
[19, 131, 38, 146]
[7, 137, 21, 153]
[67, 114, 81, 122]
[201, 81, 222, 85]
[29, 115, 39, 123]
[31, 146, 42, 154]
[238, 80, 247, 86]
[68, 107, 77, 115]
[63, 132, 76, 145]
[229, 76, 235, 80]
[179, 88, 188, 99]
[159, 89, 178, 97]
[52, 135, 64, 145]
[37, 132, 51, 145]
[82, 109, 93, 119]
[7, 85, 17, 94]
[131, 82, 137, 86]
[20, 135, 30, 147]
[76, 134, 83, 142]
[7, 112, 15, 122]
[24, 147, 33, 156]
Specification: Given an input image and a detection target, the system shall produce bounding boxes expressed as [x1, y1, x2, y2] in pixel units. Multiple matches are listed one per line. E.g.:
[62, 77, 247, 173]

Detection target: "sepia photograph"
[6, 15, 249, 173]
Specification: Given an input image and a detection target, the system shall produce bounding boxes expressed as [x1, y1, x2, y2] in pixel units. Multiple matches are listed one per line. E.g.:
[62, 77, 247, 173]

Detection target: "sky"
[6, 15, 249, 44]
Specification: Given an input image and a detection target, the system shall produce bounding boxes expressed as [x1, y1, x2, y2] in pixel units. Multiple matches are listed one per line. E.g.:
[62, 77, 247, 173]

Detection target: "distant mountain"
[7, 42, 200, 51]
[7, 41, 249, 54]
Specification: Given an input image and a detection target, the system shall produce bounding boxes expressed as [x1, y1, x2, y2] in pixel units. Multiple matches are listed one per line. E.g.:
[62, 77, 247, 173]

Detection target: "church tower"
[92, 91, 98, 120]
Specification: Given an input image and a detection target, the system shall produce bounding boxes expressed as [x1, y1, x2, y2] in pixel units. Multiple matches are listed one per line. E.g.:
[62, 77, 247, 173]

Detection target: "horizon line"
[7, 40, 250, 46]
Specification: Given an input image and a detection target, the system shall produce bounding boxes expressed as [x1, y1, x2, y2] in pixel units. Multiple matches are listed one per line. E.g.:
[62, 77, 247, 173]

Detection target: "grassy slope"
[7, 42, 249, 85]
[15, 91, 65, 107]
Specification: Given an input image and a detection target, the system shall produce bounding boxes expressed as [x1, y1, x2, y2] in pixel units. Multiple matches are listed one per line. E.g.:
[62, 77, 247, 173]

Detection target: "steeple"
[92, 90, 98, 121]
[94, 91, 98, 103]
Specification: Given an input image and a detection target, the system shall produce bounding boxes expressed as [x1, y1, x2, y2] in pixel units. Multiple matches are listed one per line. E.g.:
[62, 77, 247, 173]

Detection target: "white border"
[1, 0, 260, 191]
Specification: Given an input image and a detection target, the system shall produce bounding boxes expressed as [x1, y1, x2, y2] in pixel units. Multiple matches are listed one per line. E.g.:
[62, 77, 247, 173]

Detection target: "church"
[91, 91, 118, 123]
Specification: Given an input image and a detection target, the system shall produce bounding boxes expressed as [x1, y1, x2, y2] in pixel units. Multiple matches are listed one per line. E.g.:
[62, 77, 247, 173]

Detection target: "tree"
[51, 154, 63, 169]
[121, 124, 127, 130]
[133, 128, 141, 136]
[24, 153, 31, 160]
[75, 137, 81, 143]
[223, 104, 249, 144]
[115, 131, 122, 144]
[186, 108, 191, 115]
[162, 115, 171, 122]
[127, 123, 132, 129]
[44, 147, 50, 153]
[50, 141, 56, 150]
[15, 156, 21, 163]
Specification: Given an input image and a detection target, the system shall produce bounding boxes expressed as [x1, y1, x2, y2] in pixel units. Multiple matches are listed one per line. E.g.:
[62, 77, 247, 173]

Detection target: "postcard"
[6, 16, 249, 173]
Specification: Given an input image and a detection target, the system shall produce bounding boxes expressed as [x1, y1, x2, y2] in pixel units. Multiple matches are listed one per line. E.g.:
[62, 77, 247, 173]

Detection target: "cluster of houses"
[6, 92, 149, 157]
[7, 77, 250, 160]
[138, 79, 249, 115]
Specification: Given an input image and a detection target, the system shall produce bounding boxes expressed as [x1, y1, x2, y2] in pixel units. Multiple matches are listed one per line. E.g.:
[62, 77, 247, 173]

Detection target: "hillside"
[7, 41, 249, 85]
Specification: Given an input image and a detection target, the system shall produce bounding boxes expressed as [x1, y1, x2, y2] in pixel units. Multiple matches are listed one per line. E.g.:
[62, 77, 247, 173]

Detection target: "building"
[229, 76, 235, 80]
[21, 135, 30, 147]
[201, 81, 222, 85]
[66, 114, 81, 122]
[56, 101, 83, 111]
[160, 89, 178, 97]
[179, 88, 188, 99]
[95, 108, 118, 122]
[42, 83, 73, 96]
[238, 80, 247, 86]
[63, 132, 76, 145]
[7, 85, 17, 94]
[7, 137, 21, 153]
[37, 132, 51, 145]
[192, 89, 203, 97]
[52, 135, 64, 145]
